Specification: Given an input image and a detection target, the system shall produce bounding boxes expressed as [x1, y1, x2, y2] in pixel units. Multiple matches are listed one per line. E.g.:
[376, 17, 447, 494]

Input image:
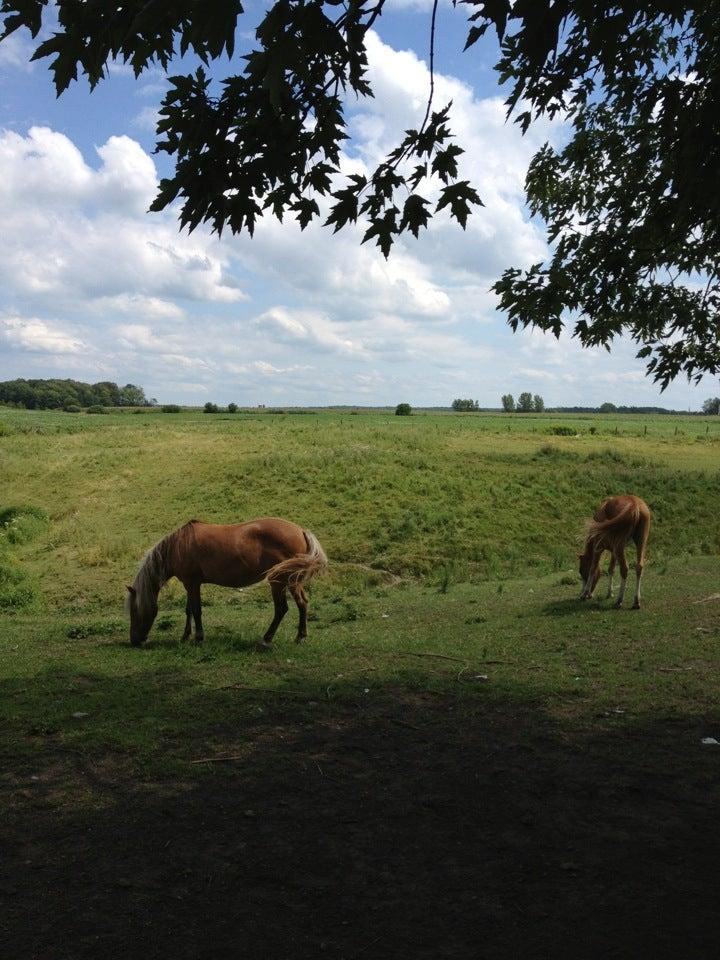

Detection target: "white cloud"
[1, 316, 88, 354]
[0, 127, 244, 307]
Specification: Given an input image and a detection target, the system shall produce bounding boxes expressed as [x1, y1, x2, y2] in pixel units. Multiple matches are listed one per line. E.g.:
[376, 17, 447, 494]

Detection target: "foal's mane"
[126, 521, 197, 618]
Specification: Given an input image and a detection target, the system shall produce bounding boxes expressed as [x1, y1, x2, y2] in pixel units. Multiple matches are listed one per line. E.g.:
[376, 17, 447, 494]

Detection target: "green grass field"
[2, 406, 720, 958]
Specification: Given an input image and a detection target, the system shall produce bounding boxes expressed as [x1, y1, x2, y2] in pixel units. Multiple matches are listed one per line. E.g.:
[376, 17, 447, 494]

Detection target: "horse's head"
[126, 585, 157, 647]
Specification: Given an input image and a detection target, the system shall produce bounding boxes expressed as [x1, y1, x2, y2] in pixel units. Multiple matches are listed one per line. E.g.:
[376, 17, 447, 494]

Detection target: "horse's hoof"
[295, 636, 307, 645]
[631, 602, 641, 610]
[257, 640, 272, 651]
[613, 600, 624, 610]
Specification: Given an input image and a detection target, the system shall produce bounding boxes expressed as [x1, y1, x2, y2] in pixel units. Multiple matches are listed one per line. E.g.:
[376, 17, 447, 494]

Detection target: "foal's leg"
[258, 580, 288, 649]
[289, 583, 308, 644]
[614, 551, 629, 609]
[632, 527, 648, 610]
[606, 555, 617, 600]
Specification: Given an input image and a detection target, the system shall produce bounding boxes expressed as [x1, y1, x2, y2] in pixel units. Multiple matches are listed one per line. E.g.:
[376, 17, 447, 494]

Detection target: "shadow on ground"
[2, 668, 720, 959]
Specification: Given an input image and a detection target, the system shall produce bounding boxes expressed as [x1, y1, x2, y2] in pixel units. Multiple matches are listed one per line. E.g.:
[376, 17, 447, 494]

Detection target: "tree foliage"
[2, 1, 719, 384]
[0, 378, 149, 409]
[703, 396, 720, 414]
[395, 402, 412, 416]
[516, 391, 534, 412]
[533, 394, 544, 413]
[451, 398, 479, 412]
[485, 2, 720, 388]
[501, 393, 515, 413]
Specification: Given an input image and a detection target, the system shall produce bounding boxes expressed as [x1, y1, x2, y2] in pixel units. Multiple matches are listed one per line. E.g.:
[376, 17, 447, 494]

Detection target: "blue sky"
[0, 3, 714, 408]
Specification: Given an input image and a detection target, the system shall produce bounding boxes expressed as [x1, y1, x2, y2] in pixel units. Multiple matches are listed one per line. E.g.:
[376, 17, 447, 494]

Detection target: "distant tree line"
[0, 378, 151, 410]
[451, 399, 479, 412]
[501, 393, 545, 413]
[204, 402, 239, 413]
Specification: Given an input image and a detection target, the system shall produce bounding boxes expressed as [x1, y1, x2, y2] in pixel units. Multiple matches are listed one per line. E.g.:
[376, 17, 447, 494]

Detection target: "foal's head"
[578, 544, 601, 594]
[125, 584, 158, 647]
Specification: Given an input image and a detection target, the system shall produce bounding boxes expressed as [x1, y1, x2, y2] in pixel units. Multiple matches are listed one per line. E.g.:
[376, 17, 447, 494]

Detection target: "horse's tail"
[586, 498, 642, 547]
[266, 529, 328, 587]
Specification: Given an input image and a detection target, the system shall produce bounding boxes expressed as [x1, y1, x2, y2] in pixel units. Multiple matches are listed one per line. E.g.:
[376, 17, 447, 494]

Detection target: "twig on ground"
[191, 755, 246, 764]
[398, 651, 468, 662]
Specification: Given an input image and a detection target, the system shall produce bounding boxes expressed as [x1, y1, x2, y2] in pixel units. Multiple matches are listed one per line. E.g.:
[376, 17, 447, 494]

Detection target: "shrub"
[548, 425, 576, 436]
[86, 404, 106, 414]
[0, 505, 47, 545]
[227, 402, 239, 413]
[0, 557, 37, 609]
[203, 402, 219, 414]
[161, 404, 181, 413]
[395, 403, 412, 416]
[63, 403, 81, 413]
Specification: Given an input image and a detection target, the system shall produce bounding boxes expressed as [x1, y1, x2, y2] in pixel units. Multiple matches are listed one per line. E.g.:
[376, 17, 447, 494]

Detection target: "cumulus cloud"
[1, 316, 88, 354]
[0, 127, 244, 307]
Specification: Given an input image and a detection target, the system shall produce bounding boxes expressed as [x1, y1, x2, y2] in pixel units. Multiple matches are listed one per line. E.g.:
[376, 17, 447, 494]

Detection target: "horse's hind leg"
[289, 583, 308, 644]
[632, 523, 649, 610]
[614, 551, 629, 609]
[258, 580, 288, 649]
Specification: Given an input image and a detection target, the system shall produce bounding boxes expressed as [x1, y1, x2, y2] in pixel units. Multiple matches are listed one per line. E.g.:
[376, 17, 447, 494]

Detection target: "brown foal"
[578, 495, 651, 609]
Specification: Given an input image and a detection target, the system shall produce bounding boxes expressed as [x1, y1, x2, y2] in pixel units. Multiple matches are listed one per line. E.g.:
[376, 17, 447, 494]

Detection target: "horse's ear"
[126, 585, 136, 595]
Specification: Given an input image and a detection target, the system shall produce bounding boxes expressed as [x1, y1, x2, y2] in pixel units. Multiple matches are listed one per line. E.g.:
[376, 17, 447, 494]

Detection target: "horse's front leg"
[189, 582, 204, 643]
[181, 589, 193, 642]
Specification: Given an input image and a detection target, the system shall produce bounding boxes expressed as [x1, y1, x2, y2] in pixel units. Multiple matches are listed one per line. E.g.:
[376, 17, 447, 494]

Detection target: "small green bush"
[86, 405, 106, 414]
[227, 402, 239, 413]
[548, 425, 576, 436]
[395, 403, 412, 416]
[204, 402, 219, 414]
[63, 404, 81, 413]
[0, 558, 37, 609]
[162, 404, 181, 413]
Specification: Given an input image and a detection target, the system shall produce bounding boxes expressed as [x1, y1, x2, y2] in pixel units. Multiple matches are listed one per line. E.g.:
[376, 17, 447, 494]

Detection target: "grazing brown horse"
[578, 495, 651, 608]
[126, 518, 327, 647]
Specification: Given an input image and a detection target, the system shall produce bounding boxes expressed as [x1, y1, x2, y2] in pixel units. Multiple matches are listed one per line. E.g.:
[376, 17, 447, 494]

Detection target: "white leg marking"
[606, 570, 614, 599]
[615, 576, 626, 606]
[633, 566, 643, 608]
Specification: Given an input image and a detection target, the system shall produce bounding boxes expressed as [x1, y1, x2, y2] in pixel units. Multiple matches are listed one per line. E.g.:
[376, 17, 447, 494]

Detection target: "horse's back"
[184, 518, 308, 587]
[597, 494, 649, 519]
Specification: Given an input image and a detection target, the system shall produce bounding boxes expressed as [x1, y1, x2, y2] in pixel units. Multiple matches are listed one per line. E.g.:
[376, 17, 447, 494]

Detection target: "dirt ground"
[3, 691, 720, 960]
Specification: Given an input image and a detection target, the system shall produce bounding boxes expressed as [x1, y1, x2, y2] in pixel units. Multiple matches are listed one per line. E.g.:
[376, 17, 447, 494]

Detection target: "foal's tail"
[586, 498, 642, 547]
[266, 529, 328, 587]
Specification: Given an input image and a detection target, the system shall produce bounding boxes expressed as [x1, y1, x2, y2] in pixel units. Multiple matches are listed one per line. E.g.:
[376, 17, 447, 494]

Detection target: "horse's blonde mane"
[125, 533, 173, 619]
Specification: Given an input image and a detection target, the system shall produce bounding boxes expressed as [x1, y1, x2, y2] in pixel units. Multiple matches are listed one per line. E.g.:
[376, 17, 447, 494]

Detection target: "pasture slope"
[1, 407, 720, 959]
